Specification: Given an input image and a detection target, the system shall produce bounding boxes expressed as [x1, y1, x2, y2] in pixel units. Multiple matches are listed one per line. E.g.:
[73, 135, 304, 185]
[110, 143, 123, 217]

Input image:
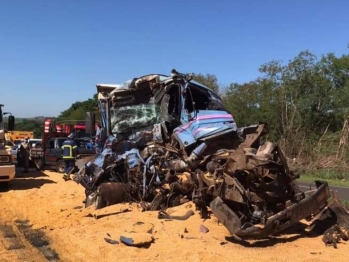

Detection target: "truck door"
[51, 139, 64, 159]
[160, 84, 182, 130]
[44, 139, 56, 166]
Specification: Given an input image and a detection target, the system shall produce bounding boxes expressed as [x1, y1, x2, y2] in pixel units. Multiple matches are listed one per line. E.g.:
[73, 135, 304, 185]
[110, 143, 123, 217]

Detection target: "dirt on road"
[0, 170, 348, 262]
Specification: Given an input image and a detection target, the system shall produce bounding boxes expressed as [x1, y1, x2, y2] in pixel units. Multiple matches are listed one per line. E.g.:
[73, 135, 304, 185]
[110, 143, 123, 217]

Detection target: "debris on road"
[320, 198, 349, 248]
[199, 225, 209, 234]
[104, 237, 119, 245]
[158, 210, 194, 220]
[120, 233, 154, 248]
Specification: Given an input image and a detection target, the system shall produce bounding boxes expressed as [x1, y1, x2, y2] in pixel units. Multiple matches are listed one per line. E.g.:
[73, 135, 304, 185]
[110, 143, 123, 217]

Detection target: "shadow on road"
[0, 171, 56, 192]
[15, 170, 49, 179]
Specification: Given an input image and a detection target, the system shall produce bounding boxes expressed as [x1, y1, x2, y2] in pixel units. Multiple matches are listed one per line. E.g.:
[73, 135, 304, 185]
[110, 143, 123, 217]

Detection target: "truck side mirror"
[8, 115, 15, 131]
[85, 112, 96, 137]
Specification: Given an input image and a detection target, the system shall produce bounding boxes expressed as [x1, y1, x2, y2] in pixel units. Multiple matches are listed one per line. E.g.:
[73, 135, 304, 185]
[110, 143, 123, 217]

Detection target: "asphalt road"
[298, 181, 349, 201]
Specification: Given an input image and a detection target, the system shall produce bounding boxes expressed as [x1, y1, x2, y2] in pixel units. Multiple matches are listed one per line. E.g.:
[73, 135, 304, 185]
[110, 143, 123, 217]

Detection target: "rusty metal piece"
[240, 123, 269, 149]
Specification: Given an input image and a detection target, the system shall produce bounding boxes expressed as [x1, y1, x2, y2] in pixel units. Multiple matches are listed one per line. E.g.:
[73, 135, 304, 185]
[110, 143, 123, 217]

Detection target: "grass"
[298, 170, 349, 188]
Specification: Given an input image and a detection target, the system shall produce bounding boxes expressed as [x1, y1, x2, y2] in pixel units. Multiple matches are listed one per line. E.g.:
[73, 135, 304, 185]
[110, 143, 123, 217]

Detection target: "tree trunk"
[336, 116, 349, 160]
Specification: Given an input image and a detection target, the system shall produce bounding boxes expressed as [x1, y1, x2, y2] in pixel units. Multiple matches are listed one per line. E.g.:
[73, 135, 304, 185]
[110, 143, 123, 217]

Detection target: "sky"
[0, 0, 348, 118]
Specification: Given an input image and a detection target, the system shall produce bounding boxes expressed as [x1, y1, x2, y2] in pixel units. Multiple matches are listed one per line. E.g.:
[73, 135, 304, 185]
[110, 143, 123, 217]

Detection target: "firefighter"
[20, 137, 30, 173]
[61, 133, 78, 181]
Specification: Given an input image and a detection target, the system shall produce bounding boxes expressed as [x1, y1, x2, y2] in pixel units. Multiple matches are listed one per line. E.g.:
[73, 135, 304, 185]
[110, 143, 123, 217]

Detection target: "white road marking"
[299, 183, 349, 189]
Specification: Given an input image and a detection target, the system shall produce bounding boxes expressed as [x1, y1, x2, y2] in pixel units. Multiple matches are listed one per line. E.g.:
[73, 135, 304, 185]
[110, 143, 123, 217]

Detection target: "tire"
[56, 159, 66, 173]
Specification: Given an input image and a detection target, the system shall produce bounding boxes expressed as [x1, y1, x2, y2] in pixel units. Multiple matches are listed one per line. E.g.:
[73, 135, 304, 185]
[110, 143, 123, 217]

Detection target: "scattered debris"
[199, 225, 209, 234]
[104, 237, 119, 245]
[119, 233, 154, 248]
[158, 210, 194, 220]
[320, 199, 349, 248]
[93, 207, 130, 220]
[310, 252, 321, 255]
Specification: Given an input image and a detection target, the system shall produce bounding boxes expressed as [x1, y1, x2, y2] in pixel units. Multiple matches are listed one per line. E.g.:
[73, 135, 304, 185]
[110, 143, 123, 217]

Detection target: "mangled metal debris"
[73, 69, 349, 246]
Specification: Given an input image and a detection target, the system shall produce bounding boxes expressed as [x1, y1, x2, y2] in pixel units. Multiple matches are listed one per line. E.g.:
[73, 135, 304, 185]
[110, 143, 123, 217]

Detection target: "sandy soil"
[0, 170, 348, 262]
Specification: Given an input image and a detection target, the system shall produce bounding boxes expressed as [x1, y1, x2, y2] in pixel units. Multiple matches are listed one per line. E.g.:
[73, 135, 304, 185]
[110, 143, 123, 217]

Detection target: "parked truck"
[0, 104, 15, 186]
[5, 130, 34, 143]
[30, 118, 96, 173]
[50, 121, 97, 139]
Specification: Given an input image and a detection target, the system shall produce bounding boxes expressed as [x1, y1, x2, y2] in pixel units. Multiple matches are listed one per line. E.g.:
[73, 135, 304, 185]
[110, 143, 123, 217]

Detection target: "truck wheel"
[56, 159, 66, 173]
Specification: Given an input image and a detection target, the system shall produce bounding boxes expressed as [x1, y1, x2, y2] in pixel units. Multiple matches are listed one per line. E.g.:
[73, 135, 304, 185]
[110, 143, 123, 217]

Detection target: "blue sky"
[1, 0, 348, 117]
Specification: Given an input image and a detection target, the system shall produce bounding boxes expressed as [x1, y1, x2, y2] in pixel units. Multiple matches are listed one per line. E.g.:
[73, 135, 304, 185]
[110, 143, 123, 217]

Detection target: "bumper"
[210, 180, 331, 240]
[0, 164, 16, 182]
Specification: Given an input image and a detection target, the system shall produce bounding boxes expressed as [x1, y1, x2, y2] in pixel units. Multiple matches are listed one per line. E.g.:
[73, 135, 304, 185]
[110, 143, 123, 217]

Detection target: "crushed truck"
[74, 70, 349, 246]
[0, 104, 16, 187]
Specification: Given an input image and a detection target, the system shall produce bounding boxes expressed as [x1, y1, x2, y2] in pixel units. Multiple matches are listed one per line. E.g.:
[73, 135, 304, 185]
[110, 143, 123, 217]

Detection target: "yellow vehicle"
[0, 104, 15, 186]
[5, 130, 33, 143]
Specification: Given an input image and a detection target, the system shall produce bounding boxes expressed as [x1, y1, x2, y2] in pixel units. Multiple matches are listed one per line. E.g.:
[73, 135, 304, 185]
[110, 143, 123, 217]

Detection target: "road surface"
[14, 167, 349, 201]
[298, 181, 349, 201]
[0, 170, 348, 261]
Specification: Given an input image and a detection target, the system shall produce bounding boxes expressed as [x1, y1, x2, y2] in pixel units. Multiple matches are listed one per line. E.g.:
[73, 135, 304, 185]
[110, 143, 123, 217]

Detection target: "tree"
[13, 119, 44, 138]
[192, 73, 221, 94]
[56, 94, 99, 122]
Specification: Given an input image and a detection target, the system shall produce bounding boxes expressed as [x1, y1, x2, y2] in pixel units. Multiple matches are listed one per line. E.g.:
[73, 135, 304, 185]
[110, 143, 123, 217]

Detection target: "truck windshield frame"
[109, 101, 161, 135]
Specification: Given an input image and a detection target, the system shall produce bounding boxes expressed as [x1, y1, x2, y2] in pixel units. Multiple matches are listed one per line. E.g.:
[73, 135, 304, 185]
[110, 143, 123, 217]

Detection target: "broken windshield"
[110, 102, 161, 134]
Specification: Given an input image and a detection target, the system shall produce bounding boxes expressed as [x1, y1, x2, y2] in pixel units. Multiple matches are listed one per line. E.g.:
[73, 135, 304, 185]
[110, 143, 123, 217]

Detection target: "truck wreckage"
[74, 70, 349, 245]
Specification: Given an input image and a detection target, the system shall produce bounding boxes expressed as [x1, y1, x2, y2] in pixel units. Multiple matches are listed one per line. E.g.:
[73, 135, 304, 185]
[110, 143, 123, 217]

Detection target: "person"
[61, 133, 78, 181]
[95, 125, 105, 154]
[86, 138, 94, 149]
[20, 137, 30, 173]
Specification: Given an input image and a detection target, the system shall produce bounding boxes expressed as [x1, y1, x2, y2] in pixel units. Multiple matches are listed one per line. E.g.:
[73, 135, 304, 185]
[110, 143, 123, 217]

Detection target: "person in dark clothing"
[20, 137, 30, 173]
[86, 138, 94, 149]
[95, 125, 105, 154]
[61, 133, 78, 181]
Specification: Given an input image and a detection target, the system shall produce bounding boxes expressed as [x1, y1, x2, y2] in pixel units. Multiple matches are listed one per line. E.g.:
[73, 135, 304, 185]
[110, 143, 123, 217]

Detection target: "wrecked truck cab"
[96, 71, 239, 157]
[96, 78, 161, 154]
[172, 82, 238, 155]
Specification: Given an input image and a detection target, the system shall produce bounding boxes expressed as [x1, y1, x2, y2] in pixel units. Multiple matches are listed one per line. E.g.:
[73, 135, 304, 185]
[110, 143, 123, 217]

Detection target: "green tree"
[56, 94, 99, 123]
[192, 73, 221, 94]
[13, 119, 44, 138]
